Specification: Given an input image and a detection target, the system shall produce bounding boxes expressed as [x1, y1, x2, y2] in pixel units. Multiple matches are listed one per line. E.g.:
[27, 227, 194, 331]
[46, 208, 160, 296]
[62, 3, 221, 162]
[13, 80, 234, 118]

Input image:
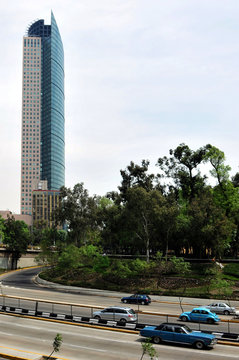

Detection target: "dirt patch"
[157, 277, 202, 289]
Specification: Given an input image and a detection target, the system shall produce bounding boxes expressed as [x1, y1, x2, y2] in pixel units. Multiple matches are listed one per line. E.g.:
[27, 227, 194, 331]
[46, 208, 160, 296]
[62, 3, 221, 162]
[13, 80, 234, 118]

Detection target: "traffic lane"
[0, 295, 238, 335]
[1, 267, 238, 314]
[1, 284, 236, 321]
[0, 267, 54, 291]
[0, 314, 238, 360]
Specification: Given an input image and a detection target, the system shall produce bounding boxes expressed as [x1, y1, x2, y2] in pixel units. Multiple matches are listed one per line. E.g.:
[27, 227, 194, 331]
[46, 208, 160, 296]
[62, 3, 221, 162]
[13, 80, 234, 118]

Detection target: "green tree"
[55, 183, 100, 246]
[140, 338, 158, 360]
[170, 256, 191, 274]
[204, 145, 231, 195]
[157, 143, 207, 201]
[188, 190, 234, 258]
[152, 192, 179, 260]
[46, 333, 63, 360]
[3, 217, 30, 269]
[56, 244, 82, 273]
[118, 160, 156, 203]
[0, 216, 5, 244]
[35, 228, 67, 266]
[122, 187, 156, 262]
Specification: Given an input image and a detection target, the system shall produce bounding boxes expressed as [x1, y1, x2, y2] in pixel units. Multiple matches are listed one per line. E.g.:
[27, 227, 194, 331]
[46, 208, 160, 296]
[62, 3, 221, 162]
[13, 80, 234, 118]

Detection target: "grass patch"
[39, 261, 239, 300]
[223, 263, 239, 278]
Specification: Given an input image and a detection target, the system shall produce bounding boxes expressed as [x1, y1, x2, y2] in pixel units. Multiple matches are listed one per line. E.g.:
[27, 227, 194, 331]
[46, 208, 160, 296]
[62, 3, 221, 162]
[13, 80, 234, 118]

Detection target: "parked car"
[205, 302, 236, 315]
[93, 306, 137, 323]
[121, 294, 151, 305]
[179, 307, 220, 324]
[140, 323, 217, 349]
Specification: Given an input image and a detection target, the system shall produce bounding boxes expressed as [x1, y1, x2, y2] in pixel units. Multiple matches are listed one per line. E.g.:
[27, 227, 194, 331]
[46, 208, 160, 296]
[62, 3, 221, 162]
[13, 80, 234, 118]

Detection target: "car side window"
[219, 304, 225, 307]
[201, 310, 208, 314]
[175, 327, 184, 333]
[162, 326, 173, 332]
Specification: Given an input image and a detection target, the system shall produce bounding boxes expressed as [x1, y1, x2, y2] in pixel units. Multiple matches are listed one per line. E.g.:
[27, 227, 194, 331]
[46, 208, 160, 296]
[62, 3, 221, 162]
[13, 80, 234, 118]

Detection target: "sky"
[1, 0, 239, 213]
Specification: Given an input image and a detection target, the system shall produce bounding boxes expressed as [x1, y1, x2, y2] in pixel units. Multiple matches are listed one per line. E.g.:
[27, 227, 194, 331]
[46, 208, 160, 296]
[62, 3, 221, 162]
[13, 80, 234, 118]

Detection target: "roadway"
[0, 267, 238, 334]
[0, 314, 239, 360]
[0, 267, 239, 359]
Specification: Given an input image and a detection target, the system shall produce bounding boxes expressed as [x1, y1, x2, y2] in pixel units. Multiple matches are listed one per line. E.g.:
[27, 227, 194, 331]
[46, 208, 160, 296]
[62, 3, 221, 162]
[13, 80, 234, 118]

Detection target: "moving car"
[179, 307, 220, 324]
[205, 302, 236, 315]
[93, 306, 137, 323]
[121, 294, 151, 305]
[140, 323, 217, 349]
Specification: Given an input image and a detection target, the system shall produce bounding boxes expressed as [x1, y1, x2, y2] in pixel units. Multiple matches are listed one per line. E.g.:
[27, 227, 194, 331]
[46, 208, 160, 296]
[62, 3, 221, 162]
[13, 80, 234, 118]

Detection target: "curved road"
[1, 267, 51, 291]
[0, 268, 239, 334]
[0, 268, 239, 359]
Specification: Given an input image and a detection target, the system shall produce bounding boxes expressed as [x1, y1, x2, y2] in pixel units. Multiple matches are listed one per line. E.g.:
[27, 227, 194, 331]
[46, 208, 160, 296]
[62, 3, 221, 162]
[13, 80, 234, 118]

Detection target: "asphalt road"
[0, 313, 239, 360]
[0, 267, 239, 335]
[0, 268, 239, 359]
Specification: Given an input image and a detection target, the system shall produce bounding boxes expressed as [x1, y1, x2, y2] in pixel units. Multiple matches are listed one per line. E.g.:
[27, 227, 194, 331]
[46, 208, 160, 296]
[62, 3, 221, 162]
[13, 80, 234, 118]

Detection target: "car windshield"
[183, 325, 192, 333]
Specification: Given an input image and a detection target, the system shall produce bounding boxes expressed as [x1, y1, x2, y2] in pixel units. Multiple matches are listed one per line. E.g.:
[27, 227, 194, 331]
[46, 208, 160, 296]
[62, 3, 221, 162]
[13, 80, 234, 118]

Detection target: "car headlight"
[210, 338, 217, 345]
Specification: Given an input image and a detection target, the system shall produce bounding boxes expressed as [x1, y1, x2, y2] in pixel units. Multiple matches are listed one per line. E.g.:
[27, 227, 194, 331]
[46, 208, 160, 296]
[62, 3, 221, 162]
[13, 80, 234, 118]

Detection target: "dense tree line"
[54, 143, 239, 260]
[1, 143, 239, 269]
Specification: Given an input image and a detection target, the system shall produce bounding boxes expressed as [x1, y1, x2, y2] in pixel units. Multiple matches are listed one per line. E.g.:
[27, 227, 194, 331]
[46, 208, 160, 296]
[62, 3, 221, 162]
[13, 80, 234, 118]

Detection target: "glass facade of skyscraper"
[21, 12, 65, 216]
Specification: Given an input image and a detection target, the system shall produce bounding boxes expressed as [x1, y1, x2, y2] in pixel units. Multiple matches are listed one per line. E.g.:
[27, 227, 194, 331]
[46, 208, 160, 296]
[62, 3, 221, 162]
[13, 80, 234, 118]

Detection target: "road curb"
[0, 353, 30, 360]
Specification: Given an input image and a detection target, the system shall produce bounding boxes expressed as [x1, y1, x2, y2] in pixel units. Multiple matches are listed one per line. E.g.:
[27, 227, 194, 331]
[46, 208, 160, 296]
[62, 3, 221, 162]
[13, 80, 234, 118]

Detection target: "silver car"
[93, 306, 137, 323]
[205, 302, 236, 315]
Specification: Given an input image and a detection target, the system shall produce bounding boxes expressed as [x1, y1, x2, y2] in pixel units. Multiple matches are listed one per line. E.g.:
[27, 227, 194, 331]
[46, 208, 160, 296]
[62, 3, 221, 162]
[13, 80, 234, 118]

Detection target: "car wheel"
[123, 300, 127, 304]
[120, 318, 127, 323]
[194, 341, 204, 350]
[94, 315, 101, 320]
[207, 318, 214, 324]
[153, 336, 161, 344]
[141, 301, 145, 305]
[224, 310, 230, 315]
[181, 316, 188, 322]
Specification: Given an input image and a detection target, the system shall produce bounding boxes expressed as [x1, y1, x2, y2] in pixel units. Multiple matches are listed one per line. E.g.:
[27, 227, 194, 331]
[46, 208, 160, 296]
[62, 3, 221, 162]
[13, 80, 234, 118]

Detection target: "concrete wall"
[0, 248, 41, 269]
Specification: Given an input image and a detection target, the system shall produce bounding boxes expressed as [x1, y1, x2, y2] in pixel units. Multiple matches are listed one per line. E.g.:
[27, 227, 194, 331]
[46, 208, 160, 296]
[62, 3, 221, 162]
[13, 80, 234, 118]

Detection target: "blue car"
[140, 322, 217, 349]
[179, 307, 220, 324]
[121, 294, 151, 305]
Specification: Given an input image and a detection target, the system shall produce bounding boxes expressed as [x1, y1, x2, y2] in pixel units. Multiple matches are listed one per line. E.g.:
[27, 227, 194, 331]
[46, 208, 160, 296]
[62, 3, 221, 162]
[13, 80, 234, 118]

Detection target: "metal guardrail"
[0, 303, 239, 343]
[0, 294, 239, 322]
[0, 294, 239, 340]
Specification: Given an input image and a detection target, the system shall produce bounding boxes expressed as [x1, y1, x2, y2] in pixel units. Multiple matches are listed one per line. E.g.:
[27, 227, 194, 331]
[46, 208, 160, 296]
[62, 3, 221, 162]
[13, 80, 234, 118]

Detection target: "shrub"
[93, 255, 110, 274]
[223, 263, 239, 278]
[109, 259, 132, 279]
[169, 256, 191, 275]
[129, 258, 149, 275]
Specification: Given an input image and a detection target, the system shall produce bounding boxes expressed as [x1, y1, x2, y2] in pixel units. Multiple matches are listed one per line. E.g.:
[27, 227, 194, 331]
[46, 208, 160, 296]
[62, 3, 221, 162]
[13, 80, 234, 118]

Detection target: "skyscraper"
[21, 12, 65, 216]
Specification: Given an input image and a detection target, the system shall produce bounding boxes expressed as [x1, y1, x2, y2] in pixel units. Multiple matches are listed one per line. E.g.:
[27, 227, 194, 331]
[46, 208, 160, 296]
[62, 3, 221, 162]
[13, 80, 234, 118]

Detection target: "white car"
[93, 306, 137, 323]
[205, 302, 236, 315]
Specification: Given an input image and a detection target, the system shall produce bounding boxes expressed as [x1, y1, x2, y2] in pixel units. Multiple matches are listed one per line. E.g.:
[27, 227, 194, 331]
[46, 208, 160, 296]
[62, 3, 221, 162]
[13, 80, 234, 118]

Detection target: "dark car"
[140, 323, 217, 349]
[179, 307, 220, 324]
[121, 294, 151, 305]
